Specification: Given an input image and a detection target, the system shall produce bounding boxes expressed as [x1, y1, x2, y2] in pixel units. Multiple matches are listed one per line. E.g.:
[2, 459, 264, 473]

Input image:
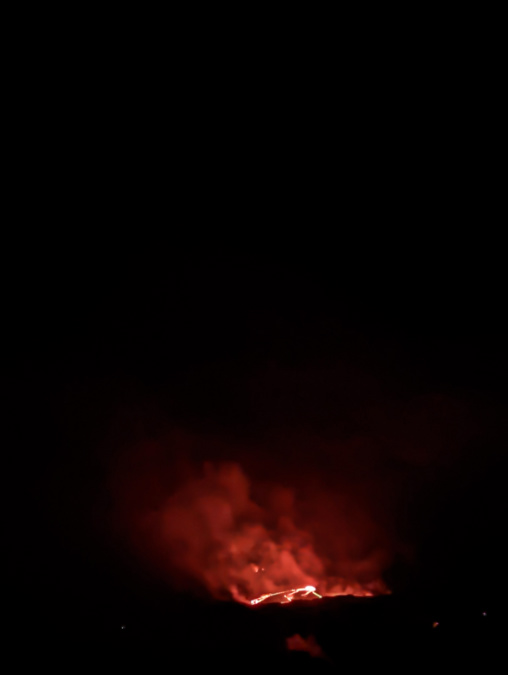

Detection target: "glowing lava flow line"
[250, 585, 323, 605]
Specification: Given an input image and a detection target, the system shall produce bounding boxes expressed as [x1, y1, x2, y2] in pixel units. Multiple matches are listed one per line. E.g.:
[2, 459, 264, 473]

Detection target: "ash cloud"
[112, 450, 387, 601]
[106, 360, 496, 601]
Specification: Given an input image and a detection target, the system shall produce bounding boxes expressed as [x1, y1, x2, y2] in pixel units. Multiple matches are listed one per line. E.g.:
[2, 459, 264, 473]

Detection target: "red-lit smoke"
[110, 440, 391, 603]
[106, 360, 480, 603]
[286, 634, 328, 660]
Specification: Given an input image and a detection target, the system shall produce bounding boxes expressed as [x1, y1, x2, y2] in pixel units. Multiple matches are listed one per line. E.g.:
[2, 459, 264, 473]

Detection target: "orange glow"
[113, 457, 391, 603]
[251, 585, 325, 605]
[286, 633, 327, 660]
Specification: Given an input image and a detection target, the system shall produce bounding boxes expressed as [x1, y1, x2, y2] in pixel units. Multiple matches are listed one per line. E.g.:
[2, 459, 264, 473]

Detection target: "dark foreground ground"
[20, 590, 502, 672]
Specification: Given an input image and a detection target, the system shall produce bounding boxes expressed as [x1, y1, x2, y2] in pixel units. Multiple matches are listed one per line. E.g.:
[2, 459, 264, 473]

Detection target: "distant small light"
[432, 622, 439, 628]
[121, 625, 126, 630]
[482, 612, 487, 617]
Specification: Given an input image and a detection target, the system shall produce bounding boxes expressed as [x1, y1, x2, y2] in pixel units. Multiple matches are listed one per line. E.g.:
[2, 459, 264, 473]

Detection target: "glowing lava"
[113, 459, 390, 603]
[250, 585, 323, 605]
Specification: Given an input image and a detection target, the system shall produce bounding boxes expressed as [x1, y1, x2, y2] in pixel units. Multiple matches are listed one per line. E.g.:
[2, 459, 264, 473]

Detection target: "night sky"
[5, 14, 506, 668]
[11, 249, 506, 662]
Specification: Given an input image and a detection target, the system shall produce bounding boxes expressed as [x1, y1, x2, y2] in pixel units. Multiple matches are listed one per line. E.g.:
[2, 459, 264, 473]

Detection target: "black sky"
[4, 17, 506, 667]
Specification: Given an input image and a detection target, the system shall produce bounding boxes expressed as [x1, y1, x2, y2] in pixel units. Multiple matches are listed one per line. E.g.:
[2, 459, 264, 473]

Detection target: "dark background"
[5, 41, 506, 663]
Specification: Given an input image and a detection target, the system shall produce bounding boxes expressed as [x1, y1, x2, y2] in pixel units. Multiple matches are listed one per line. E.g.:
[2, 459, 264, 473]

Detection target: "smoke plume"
[107, 361, 487, 602]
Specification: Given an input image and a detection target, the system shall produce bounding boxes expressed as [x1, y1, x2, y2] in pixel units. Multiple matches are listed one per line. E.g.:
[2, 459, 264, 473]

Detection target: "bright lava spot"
[250, 585, 324, 606]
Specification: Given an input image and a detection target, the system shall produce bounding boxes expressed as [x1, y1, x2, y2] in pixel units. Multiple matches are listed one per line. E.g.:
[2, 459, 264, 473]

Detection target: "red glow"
[250, 585, 322, 605]
[286, 634, 327, 660]
[111, 452, 391, 604]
